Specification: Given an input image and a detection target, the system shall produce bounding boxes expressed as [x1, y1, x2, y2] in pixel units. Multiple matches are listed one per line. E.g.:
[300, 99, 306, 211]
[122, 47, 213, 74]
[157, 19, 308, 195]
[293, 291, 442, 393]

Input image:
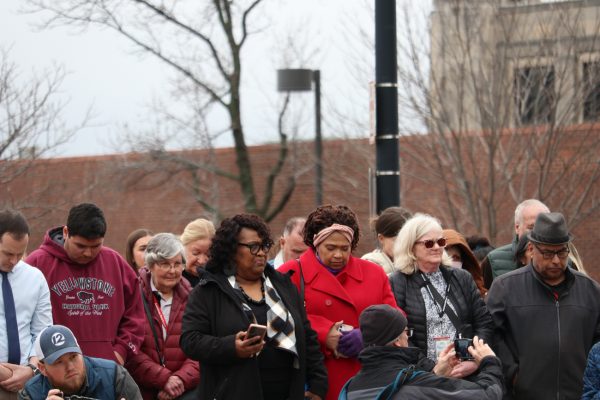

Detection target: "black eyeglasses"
[533, 244, 570, 260]
[238, 242, 271, 255]
[156, 261, 184, 271]
[415, 238, 447, 248]
[385, 328, 414, 346]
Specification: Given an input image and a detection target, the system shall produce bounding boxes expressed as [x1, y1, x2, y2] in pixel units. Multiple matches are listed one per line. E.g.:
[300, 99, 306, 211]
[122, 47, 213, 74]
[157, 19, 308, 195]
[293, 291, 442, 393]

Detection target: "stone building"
[430, 0, 600, 131]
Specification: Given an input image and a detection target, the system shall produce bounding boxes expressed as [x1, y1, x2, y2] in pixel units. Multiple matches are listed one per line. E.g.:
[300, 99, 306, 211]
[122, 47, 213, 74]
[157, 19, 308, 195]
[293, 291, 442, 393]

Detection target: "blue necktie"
[1, 272, 20, 364]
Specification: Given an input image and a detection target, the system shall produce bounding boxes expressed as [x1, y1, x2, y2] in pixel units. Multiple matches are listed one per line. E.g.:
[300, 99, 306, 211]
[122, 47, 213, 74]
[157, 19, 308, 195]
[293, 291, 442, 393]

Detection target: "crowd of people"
[0, 199, 599, 400]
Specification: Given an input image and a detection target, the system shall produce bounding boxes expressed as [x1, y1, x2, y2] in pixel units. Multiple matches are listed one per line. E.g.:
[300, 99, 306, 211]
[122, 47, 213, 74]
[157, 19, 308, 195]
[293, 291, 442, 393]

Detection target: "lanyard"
[421, 273, 451, 318]
[152, 295, 169, 331]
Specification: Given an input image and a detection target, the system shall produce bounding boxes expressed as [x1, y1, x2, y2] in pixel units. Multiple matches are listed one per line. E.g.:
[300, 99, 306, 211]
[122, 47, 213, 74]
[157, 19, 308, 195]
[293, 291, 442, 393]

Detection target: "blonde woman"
[180, 218, 215, 287]
[388, 213, 493, 378]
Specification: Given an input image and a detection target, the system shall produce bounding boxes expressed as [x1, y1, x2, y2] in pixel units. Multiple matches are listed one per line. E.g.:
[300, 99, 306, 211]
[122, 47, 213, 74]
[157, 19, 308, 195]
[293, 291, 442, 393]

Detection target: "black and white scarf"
[228, 275, 299, 366]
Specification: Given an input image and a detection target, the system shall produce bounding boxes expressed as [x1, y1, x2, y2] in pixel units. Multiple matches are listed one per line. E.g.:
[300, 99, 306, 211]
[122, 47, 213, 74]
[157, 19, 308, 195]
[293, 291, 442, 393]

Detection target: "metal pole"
[375, 0, 400, 213]
[314, 70, 323, 206]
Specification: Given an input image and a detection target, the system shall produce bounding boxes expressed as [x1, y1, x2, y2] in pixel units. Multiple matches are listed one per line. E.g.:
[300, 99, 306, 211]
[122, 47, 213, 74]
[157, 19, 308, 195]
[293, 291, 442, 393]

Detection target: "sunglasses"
[415, 238, 447, 248]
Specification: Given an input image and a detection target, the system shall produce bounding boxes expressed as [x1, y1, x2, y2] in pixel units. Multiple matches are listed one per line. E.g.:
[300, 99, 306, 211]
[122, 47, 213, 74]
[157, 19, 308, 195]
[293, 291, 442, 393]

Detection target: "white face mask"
[450, 260, 463, 269]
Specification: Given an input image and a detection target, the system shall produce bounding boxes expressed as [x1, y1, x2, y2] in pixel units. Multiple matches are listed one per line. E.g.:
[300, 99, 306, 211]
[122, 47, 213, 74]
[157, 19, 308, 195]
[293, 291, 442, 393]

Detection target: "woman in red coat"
[126, 233, 200, 400]
[279, 205, 402, 400]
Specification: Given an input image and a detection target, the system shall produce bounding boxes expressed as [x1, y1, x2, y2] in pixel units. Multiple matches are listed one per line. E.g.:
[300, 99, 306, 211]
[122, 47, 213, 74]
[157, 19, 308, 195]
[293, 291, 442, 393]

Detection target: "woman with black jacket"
[180, 214, 327, 400]
[388, 214, 493, 378]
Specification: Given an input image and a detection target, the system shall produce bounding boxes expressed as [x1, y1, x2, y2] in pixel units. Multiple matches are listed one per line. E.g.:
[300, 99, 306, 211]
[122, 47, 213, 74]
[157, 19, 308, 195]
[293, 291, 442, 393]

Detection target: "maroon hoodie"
[26, 227, 145, 363]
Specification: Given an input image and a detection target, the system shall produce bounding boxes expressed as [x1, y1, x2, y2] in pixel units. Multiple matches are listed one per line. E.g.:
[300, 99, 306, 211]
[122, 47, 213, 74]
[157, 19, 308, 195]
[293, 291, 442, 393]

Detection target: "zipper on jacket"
[555, 299, 560, 400]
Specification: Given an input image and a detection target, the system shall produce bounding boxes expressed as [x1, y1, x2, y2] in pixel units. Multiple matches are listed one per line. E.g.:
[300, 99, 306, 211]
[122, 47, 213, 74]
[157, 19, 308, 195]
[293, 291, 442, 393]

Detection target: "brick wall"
[2, 133, 598, 281]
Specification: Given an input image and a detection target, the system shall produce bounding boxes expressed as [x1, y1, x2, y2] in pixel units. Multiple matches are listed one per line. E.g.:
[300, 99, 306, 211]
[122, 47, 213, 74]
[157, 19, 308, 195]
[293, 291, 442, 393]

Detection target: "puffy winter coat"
[126, 267, 199, 400]
[388, 265, 493, 368]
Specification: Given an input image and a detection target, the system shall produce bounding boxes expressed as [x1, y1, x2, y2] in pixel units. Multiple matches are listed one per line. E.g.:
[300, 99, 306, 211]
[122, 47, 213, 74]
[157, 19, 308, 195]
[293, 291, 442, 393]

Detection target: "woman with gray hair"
[389, 214, 493, 379]
[126, 233, 199, 400]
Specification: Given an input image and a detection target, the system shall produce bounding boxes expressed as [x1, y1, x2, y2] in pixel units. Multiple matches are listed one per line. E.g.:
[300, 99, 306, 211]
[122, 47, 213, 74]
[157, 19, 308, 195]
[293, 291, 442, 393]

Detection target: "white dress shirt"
[0, 260, 52, 364]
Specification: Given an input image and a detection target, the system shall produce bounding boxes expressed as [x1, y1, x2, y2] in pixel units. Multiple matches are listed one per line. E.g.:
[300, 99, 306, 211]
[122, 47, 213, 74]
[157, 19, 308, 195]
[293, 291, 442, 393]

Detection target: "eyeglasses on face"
[533, 244, 570, 260]
[415, 238, 447, 248]
[238, 242, 272, 256]
[386, 328, 414, 346]
[156, 260, 184, 270]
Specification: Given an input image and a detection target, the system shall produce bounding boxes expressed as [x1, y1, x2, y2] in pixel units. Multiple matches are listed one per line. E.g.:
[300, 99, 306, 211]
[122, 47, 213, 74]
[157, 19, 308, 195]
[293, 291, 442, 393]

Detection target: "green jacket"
[489, 239, 518, 279]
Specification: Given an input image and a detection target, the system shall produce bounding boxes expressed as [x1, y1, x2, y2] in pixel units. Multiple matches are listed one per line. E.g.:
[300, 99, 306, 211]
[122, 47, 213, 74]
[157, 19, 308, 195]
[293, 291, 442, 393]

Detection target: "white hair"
[145, 233, 186, 267]
[514, 199, 549, 225]
[392, 213, 451, 274]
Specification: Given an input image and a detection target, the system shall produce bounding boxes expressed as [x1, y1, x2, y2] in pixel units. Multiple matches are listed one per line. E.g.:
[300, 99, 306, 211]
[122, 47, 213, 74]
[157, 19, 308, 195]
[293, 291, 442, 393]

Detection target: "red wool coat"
[279, 249, 400, 400]
[125, 268, 199, 400]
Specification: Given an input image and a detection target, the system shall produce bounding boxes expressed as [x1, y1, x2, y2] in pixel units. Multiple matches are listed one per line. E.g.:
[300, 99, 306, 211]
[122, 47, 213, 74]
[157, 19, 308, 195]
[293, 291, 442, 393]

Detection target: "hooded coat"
[443, 229, 486, 297]
[25, 227, 145, 363]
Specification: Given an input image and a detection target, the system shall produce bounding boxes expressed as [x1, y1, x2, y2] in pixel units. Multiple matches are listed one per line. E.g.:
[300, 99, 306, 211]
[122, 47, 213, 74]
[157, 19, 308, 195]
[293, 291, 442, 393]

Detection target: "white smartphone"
[245, 323, 267, 341]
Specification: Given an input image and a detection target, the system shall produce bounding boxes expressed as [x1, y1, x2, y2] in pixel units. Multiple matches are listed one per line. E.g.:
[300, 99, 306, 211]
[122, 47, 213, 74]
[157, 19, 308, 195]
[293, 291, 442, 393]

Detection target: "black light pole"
[277, 69, 323, 206]
[375, 0, 400, 212]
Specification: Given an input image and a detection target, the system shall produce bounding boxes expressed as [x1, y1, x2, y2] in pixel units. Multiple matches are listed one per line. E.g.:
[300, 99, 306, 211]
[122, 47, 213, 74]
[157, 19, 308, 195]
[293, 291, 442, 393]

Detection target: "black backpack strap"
[376, 366, 417, 400]
[140, 286, 166, 367]
[422, 278, 462, 333]
[296, 259, 305, 307]
[339, 366, 422, 400]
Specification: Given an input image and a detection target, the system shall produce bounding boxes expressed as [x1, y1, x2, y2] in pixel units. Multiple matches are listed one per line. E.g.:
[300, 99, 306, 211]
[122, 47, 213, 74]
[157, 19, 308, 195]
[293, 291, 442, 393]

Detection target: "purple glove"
[337, 328, 363, 358]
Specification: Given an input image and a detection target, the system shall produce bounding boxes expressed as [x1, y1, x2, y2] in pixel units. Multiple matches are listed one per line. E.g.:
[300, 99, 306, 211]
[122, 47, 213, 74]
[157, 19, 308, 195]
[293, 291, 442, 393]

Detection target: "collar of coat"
[526, 262, 576, 297]
[299, 248, 364, 285]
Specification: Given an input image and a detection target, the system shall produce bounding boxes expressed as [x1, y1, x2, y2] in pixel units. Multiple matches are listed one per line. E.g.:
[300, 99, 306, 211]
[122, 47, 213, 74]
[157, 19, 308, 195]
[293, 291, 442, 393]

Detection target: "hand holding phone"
[235, 324, 267, 359]
[245, 323, 267, 341]
[454, 338, 474, 361]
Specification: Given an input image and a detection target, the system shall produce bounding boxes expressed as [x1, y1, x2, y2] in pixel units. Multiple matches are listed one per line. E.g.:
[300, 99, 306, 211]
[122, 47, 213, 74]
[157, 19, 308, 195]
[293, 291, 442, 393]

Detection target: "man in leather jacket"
[487, 212, 600, 400]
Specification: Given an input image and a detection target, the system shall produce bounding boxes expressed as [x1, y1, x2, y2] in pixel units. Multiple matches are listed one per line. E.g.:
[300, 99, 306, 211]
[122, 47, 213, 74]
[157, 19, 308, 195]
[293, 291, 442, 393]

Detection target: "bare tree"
[0, 48, 86, 216]
[395, 0, 600, 242]
[25, 0, 302, 221]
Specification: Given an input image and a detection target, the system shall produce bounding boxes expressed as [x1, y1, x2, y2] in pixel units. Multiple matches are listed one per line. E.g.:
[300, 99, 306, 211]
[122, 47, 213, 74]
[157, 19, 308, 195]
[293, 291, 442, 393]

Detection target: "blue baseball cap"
[35, 325, 82, 365]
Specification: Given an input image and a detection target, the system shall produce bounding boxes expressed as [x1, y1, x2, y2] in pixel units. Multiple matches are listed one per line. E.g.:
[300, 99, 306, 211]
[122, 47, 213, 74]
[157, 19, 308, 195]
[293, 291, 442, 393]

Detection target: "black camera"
[454, 338, 474, 361]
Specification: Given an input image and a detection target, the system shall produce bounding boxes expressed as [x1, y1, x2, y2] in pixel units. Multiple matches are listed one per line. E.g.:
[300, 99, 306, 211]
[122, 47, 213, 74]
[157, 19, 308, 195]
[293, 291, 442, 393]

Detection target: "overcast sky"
[0, 0, 432, 157]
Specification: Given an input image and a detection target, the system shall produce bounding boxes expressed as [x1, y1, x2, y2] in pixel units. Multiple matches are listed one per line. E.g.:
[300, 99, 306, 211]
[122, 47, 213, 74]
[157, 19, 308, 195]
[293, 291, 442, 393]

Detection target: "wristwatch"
[26, 363, 39, 376]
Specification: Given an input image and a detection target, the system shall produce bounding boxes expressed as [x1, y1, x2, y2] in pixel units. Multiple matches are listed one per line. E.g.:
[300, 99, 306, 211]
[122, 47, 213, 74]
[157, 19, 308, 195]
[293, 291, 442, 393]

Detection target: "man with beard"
[18, 325, 141, 400]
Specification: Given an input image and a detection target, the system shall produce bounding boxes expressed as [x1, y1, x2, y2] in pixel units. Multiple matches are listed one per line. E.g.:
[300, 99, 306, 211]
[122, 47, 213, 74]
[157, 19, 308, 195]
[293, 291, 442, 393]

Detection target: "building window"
[514, 65, 555, 125]
[583, 61, 600, 121]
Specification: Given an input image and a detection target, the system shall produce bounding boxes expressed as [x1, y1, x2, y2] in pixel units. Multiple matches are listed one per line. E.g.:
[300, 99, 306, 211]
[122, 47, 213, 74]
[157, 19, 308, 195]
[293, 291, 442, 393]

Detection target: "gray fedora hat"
[527, 212, 573, 245]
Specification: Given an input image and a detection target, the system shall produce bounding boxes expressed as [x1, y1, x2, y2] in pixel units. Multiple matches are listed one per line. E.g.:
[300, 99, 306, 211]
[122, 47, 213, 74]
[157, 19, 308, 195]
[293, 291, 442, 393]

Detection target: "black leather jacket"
[487, 264, 600, 400]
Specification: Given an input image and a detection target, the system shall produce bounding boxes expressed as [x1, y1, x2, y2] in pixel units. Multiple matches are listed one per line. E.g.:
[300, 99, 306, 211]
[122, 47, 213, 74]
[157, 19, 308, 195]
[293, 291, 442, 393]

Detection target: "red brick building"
[2, 133, 599, 281]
